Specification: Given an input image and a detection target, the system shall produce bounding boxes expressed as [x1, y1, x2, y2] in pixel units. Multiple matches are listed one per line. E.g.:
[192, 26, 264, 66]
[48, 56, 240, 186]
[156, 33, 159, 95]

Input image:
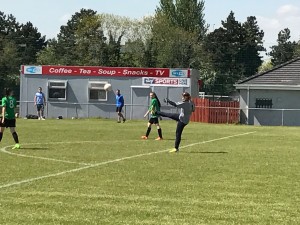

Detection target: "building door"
[130, 86, 152, 119]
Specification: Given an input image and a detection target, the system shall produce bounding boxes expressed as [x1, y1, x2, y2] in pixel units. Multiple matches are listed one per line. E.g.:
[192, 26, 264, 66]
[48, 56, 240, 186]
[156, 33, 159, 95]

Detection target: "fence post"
[281, 109, 284, 126]
[124, 105, 126, 120]
[227, 107, 230, 124]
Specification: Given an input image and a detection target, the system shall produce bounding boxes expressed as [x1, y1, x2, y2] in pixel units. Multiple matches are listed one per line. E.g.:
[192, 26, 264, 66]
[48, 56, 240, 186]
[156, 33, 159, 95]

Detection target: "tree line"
[1, 0, 300, 98]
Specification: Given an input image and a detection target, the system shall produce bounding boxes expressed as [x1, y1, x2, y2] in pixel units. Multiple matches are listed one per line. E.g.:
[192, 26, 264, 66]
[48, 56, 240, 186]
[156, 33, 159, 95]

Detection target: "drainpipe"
[246, 86, 250, 125]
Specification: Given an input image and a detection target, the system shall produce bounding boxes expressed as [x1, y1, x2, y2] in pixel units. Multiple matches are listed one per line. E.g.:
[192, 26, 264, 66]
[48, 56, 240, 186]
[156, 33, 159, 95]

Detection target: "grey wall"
[20, 70, 199, 119]
[239, 88, 300, 126]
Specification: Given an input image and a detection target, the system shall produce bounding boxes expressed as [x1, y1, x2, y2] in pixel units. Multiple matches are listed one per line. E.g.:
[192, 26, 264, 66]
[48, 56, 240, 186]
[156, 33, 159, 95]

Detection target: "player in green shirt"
[141, 92, 163, 140]
[0, 88, 20, 149]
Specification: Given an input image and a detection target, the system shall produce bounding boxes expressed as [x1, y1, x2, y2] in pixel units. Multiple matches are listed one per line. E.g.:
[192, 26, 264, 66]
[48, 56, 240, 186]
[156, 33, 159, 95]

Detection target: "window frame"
[255, 98, 273, 108]
[88, 81, 109, 101]
[48, 80, 68, 101]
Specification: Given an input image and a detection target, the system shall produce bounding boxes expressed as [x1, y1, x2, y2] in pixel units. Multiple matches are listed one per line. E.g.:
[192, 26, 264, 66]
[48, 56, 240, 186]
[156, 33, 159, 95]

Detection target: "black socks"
[12, 132, 19, 143]
[158, 128, 162, 138]
[146, 127, 151, 137]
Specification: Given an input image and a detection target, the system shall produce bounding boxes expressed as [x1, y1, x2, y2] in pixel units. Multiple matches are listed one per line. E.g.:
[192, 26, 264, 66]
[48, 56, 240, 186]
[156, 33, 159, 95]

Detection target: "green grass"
[0, 118, 300, 224]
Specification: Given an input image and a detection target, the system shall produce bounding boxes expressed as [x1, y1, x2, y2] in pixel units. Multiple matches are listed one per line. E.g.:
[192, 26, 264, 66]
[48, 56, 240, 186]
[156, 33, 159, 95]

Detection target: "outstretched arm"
[144, 110, 150, 118]
[164, 98, 177, 107]
[165, 98, 177, 107]
[1, 105, 5, 123]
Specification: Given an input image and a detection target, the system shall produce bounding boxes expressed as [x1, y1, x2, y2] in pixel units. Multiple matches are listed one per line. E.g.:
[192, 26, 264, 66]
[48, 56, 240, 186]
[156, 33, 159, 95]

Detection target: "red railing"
[190, 98, 240, 124]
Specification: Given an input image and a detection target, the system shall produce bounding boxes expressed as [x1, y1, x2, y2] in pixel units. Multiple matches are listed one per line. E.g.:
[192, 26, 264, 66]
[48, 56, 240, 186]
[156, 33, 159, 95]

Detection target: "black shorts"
[0, 118, 16, 128]
[37, 104, 44, 111]
[116, 106, 123, 113]
[149, 117, 159, 124]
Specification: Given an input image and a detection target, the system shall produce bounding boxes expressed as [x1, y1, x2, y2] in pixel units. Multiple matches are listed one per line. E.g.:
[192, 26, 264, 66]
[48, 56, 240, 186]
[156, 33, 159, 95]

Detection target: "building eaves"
[236, 57, 300, 85]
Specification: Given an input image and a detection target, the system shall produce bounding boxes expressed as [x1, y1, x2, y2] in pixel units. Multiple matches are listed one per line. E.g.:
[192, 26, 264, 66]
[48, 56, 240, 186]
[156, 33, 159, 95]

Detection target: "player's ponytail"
[156, 96, 161, 108]
[152, 92, 161, 108]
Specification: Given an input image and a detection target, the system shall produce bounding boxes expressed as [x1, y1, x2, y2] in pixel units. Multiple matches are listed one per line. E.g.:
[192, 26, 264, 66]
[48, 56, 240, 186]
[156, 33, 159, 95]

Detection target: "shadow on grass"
[182, 151, 228, 154]
[140, 138, 182, 141]
[20, 147, 50, 150]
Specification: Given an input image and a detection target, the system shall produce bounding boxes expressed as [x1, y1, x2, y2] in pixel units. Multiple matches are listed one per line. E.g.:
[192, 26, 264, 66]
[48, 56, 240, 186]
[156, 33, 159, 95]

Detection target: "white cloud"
[277, 4, 300, 17]
[257, 4, 300, 57]
[59, 14, 71, 23]
[257, 16, 281, 30]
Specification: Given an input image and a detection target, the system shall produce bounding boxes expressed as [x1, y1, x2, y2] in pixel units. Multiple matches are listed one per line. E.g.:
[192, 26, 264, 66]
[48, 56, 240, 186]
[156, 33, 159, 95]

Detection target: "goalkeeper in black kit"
[157, 92, 195, 153]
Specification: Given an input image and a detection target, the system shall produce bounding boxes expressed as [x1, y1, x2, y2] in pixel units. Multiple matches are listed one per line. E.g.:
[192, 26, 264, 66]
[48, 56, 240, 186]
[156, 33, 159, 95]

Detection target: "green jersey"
[149, 98, 160, 118]
[2, 96, 17, 119]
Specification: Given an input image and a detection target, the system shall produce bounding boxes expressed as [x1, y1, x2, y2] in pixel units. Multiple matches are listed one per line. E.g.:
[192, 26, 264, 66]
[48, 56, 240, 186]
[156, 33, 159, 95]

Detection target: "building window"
[88, 82, 108, 101]
[48, 81, 67, 100]
[255, 98, 273, 108]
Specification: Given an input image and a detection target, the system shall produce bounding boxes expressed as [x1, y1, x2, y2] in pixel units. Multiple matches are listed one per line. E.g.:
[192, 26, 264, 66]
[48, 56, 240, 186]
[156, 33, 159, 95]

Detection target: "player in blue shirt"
[115, 89, 126, 123]
[34, 87, 46, 120]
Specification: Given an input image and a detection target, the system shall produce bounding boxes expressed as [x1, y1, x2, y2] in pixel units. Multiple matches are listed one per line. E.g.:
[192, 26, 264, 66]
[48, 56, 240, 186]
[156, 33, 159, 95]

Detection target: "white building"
[235, 58, 300, 126]
[20, 65, 199, 119]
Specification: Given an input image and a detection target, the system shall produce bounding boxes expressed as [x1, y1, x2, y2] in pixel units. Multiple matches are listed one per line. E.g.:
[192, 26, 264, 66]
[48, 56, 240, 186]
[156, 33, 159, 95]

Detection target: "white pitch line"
[181, 131, 256, 149]
[0, 146, 92, 166]
[0, 140, 141, 166]
[0, 131, 256, 190]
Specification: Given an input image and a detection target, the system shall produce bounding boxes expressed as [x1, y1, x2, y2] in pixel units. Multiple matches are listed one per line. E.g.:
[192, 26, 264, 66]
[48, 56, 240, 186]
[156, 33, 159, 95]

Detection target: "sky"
[1, 0, 300, 59]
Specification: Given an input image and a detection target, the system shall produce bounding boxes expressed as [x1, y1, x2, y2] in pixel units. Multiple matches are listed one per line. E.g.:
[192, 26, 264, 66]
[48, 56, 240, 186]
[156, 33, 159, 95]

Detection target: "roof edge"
[236, 57, 300, 84]
[235, 84, 300, 90]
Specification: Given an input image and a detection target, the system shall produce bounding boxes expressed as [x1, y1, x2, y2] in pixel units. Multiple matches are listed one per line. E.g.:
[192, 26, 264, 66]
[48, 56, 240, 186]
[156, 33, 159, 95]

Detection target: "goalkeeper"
[158, 92, 195, 153]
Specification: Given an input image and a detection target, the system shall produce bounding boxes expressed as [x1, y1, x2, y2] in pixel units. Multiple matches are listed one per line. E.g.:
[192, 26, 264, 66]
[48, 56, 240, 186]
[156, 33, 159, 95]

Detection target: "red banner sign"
[21, 65, 190, 78]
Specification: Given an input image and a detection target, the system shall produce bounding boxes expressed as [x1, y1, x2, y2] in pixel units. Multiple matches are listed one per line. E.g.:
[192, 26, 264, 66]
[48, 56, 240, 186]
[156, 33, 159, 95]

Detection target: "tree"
[37, 9, 111, 65]
[150, 14, 194, 67]
[148, 0, 207, 68]
[58, 9, 104, 65]
[202, 12, 244, 95]
[0, 36, 20, 92]
[36, 38, 60, 64]
[37, 10, 151, 66]
[269, 28, 297, 66]
[258, 59, 273, 73]
[15, 22, 47, 64]
[157, 0, 207, 37]
[294, 40, 300, 58]
[119, 39, 146, 67]
[240, 16, 265, 77]
[0, 11, 46, 98]
[0, 12, 21, 92]
[202, 12, 265, 95]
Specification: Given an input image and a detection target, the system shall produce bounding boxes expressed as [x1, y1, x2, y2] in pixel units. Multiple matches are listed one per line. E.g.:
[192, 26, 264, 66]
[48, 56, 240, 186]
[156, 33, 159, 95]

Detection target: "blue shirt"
[35, 92, 45, 105]
[116, 94, 124, 107]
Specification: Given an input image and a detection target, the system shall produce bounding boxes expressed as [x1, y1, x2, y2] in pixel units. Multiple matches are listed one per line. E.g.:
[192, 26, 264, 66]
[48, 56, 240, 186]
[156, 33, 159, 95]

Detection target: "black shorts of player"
[37, 104, 44, 111]
[116, 106, 123, 113]
[149, 117, 159, 124]
[0, 118, 16, 128]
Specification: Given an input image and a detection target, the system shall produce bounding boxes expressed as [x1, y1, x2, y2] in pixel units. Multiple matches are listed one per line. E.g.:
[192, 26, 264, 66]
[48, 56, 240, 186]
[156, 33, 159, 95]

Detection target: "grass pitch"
[0, 118, 299, 225]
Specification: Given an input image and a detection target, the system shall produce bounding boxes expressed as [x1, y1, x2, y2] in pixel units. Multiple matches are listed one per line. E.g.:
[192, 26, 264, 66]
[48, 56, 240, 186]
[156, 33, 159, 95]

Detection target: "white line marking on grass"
[181, 131, 256, 149]
[0, 140, 141, 166]
[21, 140, 141, 145]
[0, 131, 255, 190]
[0, 145, 92, 166]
